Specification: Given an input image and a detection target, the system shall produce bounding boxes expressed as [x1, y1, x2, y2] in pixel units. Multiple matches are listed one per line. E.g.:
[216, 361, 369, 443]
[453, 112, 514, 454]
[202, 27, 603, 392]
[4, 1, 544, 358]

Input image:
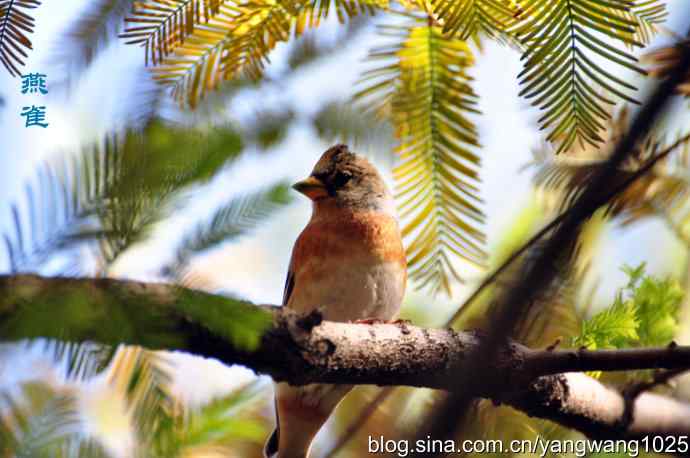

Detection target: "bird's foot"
[352, 318, 412, 325]
[391, 319, 412, 326]
[352, 317, 385, 324]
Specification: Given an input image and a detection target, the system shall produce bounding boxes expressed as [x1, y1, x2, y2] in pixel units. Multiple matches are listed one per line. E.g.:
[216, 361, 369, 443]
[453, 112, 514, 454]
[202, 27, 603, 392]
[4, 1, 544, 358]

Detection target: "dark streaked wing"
[282, 268, 295, 306]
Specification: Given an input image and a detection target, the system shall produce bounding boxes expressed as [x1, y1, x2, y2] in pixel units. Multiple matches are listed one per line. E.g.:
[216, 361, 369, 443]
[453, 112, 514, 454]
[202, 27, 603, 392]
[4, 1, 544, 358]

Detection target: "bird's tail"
[266, 383, 352, 458]
[263, 427, 280, 458]
[263, 404, 328, 458]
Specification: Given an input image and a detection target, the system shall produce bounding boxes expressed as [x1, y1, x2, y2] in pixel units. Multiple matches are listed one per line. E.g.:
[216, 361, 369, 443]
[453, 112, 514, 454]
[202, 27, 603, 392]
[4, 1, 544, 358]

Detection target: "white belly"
[289, 258, 405, 323]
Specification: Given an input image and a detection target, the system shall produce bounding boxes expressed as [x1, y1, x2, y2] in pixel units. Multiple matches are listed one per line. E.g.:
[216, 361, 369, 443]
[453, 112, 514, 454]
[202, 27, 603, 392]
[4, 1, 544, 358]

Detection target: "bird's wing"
[282, 266, 295, 306]
[264, 398, 280, 458]
[265, 252, 295, 457]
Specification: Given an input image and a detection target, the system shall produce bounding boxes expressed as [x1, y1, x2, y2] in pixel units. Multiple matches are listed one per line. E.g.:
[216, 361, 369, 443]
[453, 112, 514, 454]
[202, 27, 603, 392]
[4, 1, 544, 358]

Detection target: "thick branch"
[2, 275, 690, 439]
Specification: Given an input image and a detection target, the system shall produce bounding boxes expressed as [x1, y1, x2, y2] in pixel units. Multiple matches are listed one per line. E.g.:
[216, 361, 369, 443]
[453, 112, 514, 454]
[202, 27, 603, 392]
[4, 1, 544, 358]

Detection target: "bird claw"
[352, 318, 412, 325]
[352, 318, 385, 324]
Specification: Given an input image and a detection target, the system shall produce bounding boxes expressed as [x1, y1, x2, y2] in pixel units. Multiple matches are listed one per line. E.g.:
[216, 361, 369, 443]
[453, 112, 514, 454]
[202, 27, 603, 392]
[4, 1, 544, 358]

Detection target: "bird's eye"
[333, 170, 352, 188]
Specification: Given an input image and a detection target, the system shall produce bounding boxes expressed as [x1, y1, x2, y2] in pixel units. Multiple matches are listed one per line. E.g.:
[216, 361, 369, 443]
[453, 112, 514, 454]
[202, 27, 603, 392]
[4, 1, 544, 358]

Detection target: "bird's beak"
[292, 175, 328, 200]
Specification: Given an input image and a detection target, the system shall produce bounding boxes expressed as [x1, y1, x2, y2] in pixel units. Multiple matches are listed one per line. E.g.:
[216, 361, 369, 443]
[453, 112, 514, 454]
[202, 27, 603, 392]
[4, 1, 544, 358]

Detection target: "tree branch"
[2, 274, 690, 440]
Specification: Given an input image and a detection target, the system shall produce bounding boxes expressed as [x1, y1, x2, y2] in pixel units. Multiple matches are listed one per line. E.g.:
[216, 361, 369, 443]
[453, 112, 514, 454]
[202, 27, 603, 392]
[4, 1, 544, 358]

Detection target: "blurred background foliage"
[1, 0, 690, 457]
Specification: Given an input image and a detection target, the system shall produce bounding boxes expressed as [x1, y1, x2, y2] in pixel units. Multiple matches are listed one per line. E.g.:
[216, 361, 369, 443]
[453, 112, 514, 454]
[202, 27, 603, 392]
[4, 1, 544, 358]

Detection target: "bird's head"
[293, 144, 393, 212]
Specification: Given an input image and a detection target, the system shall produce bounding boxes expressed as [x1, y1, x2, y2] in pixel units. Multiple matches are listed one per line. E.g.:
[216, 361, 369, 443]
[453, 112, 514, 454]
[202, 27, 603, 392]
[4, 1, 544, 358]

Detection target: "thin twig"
[620, 367, 687, 430]
[625, 368, 686, 400]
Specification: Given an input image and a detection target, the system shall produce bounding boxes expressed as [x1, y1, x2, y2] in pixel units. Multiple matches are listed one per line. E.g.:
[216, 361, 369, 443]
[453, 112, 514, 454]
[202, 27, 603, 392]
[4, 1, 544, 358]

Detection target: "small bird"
[264, 145, 407, 458]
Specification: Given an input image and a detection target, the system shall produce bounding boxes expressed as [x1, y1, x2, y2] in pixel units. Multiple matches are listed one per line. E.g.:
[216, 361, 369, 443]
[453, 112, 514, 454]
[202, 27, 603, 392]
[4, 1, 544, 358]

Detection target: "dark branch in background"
[449, 132, 690, 327]
[3, 275, 690, 440]
[619, 368, 687, 431]
[416, 28, 690, 456]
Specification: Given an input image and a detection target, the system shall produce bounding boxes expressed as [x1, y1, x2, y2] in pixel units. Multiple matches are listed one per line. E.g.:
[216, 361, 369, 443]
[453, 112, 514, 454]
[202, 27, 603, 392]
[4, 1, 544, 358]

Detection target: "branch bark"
[2, 275, 690, 440]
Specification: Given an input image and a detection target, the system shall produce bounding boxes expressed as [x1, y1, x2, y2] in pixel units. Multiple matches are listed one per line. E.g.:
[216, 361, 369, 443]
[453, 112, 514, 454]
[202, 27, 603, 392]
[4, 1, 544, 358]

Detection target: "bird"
[264, 144, 407, 458]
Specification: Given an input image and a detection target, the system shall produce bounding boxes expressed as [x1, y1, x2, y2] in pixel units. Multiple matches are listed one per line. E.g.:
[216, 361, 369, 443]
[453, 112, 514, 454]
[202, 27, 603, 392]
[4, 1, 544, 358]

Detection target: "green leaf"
[153, 381, 266, 456]
[357, 13, 486, 295]
[573, 295, 639, 350]
[119, 0, 225, 66]
[245, 110, 296, 149]
[2, 121, 244, 273]
[169, 182, 292, 276]
[0, 0, 42, 77]
[627, 269, 683, 346]
[312, 101, 396, 156]
[135, 0, 387, 107]
[52, 0, 132, 84]
[609, 0, 667, 46]
[573, 263, 683, 351]
[431, 0, 520, 41]
[513, 0, 647, 154]
[0, 382, 83, 457]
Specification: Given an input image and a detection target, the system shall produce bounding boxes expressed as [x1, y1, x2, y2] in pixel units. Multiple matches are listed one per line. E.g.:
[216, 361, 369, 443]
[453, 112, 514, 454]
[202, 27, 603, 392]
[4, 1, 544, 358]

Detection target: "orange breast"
[287, 210, 407, 319]
[290, 211, 406, 268]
